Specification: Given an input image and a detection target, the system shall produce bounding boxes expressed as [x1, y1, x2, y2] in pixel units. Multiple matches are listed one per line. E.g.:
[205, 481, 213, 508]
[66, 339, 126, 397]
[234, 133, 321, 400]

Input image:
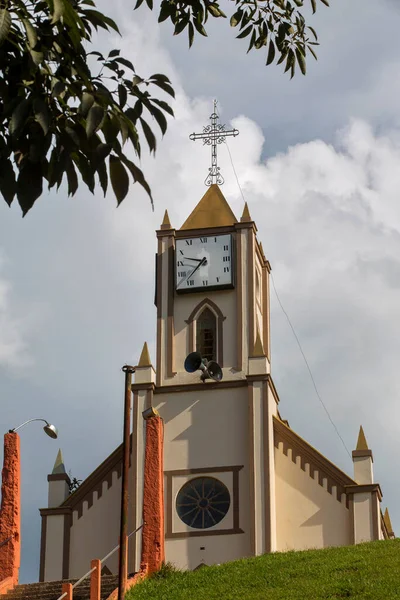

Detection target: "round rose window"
[176, 477, 230, 529]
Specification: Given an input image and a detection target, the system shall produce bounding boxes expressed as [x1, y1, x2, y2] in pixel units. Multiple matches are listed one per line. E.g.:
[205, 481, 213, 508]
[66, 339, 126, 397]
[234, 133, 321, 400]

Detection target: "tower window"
[196, 308, 216, 362]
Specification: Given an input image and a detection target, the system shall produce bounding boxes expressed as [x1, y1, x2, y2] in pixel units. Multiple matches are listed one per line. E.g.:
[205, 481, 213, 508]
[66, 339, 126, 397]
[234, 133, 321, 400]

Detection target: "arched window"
[196, 308, 216, 362]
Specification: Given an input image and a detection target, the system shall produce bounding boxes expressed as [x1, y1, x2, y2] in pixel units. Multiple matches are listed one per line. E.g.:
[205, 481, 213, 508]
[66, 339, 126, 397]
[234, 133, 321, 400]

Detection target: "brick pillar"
[0, 433, 21, 585]
[141, 416, 164, 575]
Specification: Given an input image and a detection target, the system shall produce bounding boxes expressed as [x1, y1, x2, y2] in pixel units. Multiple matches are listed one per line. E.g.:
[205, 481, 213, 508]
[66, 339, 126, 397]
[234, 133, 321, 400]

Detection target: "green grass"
[126, 539, 400, 600]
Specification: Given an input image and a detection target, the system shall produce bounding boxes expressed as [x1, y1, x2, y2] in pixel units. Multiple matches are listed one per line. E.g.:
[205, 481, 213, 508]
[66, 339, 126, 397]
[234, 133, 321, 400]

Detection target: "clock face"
[175, 234, 233, 292]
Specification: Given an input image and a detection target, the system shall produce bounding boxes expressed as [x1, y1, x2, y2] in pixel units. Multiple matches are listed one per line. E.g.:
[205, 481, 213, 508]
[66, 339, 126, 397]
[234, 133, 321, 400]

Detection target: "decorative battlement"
[273, 417, 355, 507]
[58, 436, 131, 519]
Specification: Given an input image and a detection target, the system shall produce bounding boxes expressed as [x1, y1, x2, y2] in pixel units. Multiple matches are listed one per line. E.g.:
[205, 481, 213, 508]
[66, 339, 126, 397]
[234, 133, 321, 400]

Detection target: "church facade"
[39, 185, 395, 581]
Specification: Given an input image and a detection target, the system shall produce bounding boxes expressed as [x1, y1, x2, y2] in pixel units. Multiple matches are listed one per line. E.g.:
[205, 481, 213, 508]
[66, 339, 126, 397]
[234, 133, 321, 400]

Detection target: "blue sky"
[1, 0, 400, 583]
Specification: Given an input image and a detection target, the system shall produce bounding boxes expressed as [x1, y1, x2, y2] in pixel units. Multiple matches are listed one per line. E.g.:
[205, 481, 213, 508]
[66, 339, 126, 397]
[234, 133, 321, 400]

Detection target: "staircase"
[0, 575, 119, 600]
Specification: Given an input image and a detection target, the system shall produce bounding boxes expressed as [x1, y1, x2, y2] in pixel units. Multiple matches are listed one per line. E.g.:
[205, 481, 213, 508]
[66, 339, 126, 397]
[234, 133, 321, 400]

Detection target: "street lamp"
[0, 417, 58, 589]
[9, 418, 58, 439]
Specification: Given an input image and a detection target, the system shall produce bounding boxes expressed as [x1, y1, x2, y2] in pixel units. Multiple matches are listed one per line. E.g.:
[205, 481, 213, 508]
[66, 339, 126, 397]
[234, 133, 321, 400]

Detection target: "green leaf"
[79, 93, 95, 117]
[310, 0, 317, 13]
[150, 79, 175, 98]
[114, 57, 135, 71]
[158, 2, 172, 23]
[174, 16, 189, 36]
[140, 117, 156, 153]
[86, 103, 104, 138]
[308, 44, 318, 60]
[188, 22, 194, 48]
[33, 98, 50, 135]
[23, 19, 38, 49]
[0, 9, 11, 46]
[236, 24, 252, 39]
[97, 160, 108, 196]
[66, 160, 78, 196]
[94, 142, 112, 166]
[308, 26, 318, 41]
[230, 10, 242, 27]
[30, 49, 44, 66]
[320, 0, 329, 5]
[51, 80, 66, 98]
[150, 104, 168, 136]
[266, 40, 275, 65]
[118, 84, 127, 109]
[149, 73, 171, 83]
[51, 0, 65, 24]
[120, 156, 153, 209]
[295, 48, 306, 75]
[193, 19, 207, 37]
[208, 4, 224, 18]
[0, 159, 16, 206]
[10, 99, 31, 137]
[108, 49, 120, 57]
[109, 155, 129, 205]
[17, 162, 43, 216]
[150, 101, 172, 118]
[72, 152, 95, 193]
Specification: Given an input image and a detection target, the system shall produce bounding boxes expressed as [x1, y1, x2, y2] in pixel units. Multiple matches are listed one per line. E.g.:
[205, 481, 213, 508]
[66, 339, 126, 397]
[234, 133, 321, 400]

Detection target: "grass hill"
[126, 539, 400, 600]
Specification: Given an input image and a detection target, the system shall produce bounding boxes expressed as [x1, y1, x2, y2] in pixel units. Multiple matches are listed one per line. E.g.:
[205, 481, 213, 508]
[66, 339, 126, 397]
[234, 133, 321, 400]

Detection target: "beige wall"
[353, 492, 373, 544]
[166, 534, 251, 571]
[48, 480, 69, 509]
[353, 457, 373, 485]
[156, 386, 252, 568]
[44, 515, 64, 581]
[68, 470, 125, 578]
[275, 445, 351, 551]
[172, 289, 240, 384]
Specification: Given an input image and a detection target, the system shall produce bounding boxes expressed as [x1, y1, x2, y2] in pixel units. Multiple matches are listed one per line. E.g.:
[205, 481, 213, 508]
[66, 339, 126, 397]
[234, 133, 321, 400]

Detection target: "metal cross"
[189, 100, 239, 186]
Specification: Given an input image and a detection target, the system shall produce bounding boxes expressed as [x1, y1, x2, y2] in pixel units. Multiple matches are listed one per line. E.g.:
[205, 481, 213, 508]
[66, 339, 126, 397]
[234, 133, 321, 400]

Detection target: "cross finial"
[189, 100, 239, 186]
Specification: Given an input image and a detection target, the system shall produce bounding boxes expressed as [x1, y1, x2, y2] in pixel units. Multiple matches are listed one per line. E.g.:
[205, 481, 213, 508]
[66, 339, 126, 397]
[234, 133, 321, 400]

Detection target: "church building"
[38, 183, 395, 581]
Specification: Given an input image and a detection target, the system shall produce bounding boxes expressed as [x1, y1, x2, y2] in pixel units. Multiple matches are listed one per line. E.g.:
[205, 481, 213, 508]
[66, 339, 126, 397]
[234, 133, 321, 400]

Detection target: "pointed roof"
[251, 331, 265, 357]
[160, 210, 172, 230]
[180, 185, 237, 230]
[241, 202, 252, 223]
[138, 341, 151, 367]
[356, 426, 369, 451]
[52, 449, 66, 475]
[383, 508, 394, 534]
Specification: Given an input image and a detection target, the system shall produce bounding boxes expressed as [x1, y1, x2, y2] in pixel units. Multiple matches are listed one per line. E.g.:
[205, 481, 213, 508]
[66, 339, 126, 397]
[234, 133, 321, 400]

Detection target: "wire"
[270, 273, 351, 459]
[217, 105, 352, 459]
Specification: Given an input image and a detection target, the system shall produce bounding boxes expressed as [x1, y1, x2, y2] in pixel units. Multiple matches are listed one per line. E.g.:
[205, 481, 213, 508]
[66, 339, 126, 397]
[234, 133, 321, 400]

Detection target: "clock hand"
[178, 257, 207, 288]
[183, 257, 203, 262]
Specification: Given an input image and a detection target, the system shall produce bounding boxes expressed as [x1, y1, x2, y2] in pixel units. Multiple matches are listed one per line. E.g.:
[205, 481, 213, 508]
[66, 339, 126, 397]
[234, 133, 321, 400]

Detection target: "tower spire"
[189, 100, 239, 186]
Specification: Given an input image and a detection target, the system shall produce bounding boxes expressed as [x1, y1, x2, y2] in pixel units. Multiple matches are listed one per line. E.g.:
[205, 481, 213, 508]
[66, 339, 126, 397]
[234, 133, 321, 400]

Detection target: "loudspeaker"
[184, 352, 203, 373]
[184, 352, 223, 382]
[204, 361, 223, 382]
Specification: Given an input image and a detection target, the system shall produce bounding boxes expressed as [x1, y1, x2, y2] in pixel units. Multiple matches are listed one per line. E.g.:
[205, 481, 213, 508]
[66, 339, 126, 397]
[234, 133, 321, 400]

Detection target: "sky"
[1, 0, 400, 584]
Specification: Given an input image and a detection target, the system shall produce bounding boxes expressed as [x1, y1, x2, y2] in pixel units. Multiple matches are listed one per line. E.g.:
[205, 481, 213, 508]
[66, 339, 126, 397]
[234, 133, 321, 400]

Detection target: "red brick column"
[0, 433, 21, 585]
[141, 416, 164, 575]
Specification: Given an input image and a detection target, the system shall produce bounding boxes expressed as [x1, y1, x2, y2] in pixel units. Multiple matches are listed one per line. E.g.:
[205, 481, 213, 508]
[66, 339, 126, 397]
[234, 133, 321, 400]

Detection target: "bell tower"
[155, 184, 271, 387]
[128, 179, 280, 571]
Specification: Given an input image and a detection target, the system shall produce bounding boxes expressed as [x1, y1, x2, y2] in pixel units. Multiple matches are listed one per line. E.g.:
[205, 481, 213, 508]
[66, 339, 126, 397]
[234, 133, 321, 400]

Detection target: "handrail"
[56, 523, 145, 600]
[0, 535, 13, 549]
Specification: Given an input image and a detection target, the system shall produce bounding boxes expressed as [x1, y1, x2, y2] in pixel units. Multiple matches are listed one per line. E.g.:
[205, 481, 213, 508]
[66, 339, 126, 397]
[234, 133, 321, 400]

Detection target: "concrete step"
[1, 576, 119, 600]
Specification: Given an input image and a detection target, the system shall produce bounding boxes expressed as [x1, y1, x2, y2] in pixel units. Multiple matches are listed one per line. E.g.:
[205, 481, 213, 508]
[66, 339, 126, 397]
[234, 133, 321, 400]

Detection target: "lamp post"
[118, 366, 135, 600]
[0, 417, 58, 587]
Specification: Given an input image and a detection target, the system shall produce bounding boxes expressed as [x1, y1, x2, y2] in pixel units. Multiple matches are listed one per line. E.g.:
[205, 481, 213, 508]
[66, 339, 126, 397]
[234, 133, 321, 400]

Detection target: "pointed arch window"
[196, 308, 216, 362]
[185, 298, 226, 367]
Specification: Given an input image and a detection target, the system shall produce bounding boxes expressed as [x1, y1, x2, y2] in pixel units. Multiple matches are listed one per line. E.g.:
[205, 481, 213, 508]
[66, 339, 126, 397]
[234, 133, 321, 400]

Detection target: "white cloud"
[0, 262, 31, 370]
